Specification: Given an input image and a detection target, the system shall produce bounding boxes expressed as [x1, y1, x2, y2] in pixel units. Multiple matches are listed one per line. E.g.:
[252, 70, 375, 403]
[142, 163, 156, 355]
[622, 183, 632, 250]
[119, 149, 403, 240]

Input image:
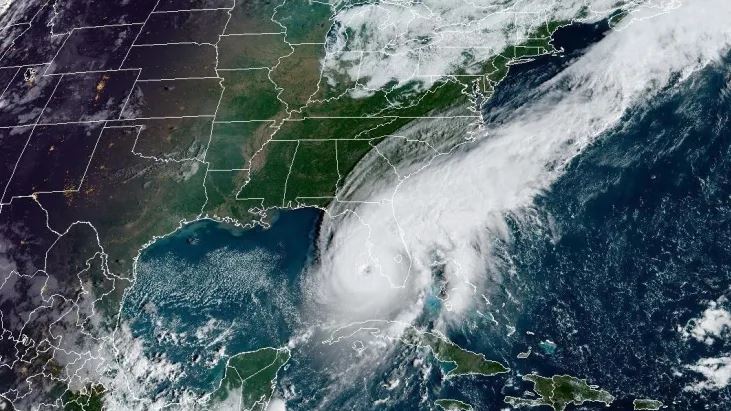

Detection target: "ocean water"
[281, 22, 731, 410]
[276, 21, 625, 411]
[456, 41, 731, 411]
[120, 19, 731, 410]
[503, 55, 731, 408]
[121, 209, 321, 393]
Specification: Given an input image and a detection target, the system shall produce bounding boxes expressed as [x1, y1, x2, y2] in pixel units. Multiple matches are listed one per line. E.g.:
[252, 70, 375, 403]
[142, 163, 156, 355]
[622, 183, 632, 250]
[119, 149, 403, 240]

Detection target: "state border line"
[0, 74, 64, 204]
[0, 113, 479, 130]
[127, 41, 216, 48]
[59, 22, 144, 32]
[43, 67, 141, 77]
[0, 66, 20, 99]
[150, 7, 232, 14]
[43, 24, 146, 75]
[198, 0, 236, 214]
[131, 41, 217, 47]
[0, 115, 219, 130]
[219, 32, 285, 37]
[212, 115, 480, 124]
[117, 69, 143, 120]
[117, 0, 161, 69]
[0, 62, 49, 71]
[62, 121, 108, 198]
[135, 76, 223, 82]
[0, 0, 51, 62]
[216, 67, 271, 72]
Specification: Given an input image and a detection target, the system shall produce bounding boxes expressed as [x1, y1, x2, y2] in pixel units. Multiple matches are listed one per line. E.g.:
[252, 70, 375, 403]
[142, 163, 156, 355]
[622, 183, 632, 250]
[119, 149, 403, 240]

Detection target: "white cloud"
[0, 0, 16, 24]
[323, 0, 680, 94]
[104, 323, 188, 410]
[307, 0, 731, 329]
[0, 0, 12, 16]
[685, 356, 731, 391]
[680, 296, 731, 345]
[267, 398, 287, 411]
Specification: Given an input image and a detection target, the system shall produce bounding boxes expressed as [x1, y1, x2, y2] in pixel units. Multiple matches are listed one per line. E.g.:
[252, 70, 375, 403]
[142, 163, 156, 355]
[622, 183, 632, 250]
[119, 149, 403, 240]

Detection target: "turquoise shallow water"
[121, 208, 322, 393]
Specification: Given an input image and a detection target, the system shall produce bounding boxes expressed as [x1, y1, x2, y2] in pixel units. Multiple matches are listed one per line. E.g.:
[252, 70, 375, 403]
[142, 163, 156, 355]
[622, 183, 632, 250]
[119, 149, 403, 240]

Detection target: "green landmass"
[325, 322, 508, 381]
[207, 121, 276, 170]
[236, 140, 299, 205]
[210, 347, 291, 411]
[10, 2, 599, 408]
[435, 398, 474, 411]
[270, 44, 324, 110]
[62, 384, 105, 411]
[283, 139, 340, 206]
[205, 12, 572, 216]
[275, 0, 333, 44]
[633, 398, 663, 410]
[217, 33, 292, 69]
[504, 374, 615, 411]
[32, 1, 582, 317]
[39, 125, 206, 293]
[225, 0, 283, 34]
[217, 16, 567, 214]
[217, 69, 283, 122]
[402, 329, 509, 378]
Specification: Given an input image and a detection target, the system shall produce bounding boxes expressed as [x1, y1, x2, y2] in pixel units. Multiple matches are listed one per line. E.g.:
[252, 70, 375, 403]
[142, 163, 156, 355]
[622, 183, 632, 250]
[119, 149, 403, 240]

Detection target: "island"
[505, 373, 615, 411]
[326, 321, 510, 379]
[435, 398, 474, 410]
[633, 398, 664, 410]
[403, 329, 510, 378]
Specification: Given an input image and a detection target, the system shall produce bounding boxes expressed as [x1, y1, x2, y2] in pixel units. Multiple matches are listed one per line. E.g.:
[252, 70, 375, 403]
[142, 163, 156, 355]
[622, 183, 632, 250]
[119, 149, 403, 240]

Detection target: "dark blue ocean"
[497, 55, 731, 409]
[123, 20, 731, 410]
[445, 22, 731, 411]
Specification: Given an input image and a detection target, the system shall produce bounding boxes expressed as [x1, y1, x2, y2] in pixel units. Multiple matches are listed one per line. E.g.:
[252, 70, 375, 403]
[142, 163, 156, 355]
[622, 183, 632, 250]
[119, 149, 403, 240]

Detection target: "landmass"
[209, 347, 291, 411]
[435, 398, 474, 411]
[517, 346, 533, 359]
[228, 20, 568, 213]
[0, 0, 620, 407]
[504, 373, 615, 411]
[633, 398, 664, 410]
[327, 321, 509, 379]
[403, 329, 510, 378]
[61, 385, 105, 411]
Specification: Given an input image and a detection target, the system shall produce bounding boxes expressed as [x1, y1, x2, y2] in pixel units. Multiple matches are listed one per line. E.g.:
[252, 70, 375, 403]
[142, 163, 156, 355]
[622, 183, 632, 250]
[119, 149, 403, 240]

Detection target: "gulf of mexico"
[120, 208, 322, 393]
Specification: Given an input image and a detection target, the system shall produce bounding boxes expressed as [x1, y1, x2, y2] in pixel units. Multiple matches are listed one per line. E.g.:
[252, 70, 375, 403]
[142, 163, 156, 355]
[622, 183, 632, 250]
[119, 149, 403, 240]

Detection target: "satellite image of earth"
[0, 0, 730, 410]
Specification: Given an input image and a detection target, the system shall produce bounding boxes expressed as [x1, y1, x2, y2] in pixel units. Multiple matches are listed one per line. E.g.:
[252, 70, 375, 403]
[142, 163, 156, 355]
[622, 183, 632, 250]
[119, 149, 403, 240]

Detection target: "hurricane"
[306, 0, 731, 329]
[3, 0, 731, 409]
